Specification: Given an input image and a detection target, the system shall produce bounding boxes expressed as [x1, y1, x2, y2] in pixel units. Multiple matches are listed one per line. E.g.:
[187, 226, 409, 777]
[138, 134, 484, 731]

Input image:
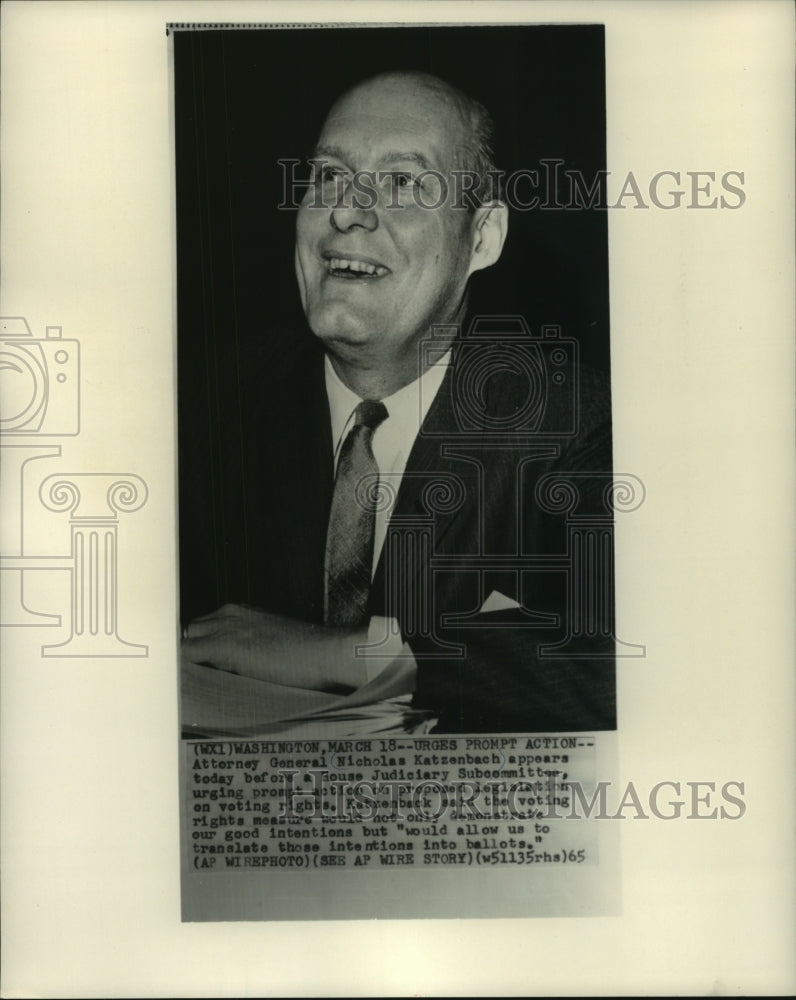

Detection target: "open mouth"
[323, 255, 390, 279]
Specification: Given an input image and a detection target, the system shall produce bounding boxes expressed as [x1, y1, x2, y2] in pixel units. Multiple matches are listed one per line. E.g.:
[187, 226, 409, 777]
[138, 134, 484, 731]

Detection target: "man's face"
[295, 76, 478, 373]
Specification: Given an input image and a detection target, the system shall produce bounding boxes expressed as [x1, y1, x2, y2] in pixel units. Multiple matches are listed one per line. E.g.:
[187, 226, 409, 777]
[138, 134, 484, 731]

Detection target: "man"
[181, 70, 615, 734]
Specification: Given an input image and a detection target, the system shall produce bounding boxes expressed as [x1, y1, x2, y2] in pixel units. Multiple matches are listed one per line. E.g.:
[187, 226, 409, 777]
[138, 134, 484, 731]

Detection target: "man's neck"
[325, 305, 465, 400]
[326, 349, 449, 401]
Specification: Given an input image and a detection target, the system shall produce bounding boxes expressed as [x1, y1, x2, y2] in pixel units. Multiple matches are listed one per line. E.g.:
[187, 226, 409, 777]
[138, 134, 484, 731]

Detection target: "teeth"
[327, 256, 388, 276]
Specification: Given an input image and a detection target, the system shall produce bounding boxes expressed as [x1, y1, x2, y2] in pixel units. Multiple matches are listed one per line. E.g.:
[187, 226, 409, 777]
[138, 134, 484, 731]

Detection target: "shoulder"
[574, 363, 611, 433]
[446, 317, 611, 440]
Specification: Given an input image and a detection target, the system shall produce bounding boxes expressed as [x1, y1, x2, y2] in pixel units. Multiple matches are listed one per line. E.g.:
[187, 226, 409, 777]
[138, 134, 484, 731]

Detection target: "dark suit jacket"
[179, 318, 616, 734]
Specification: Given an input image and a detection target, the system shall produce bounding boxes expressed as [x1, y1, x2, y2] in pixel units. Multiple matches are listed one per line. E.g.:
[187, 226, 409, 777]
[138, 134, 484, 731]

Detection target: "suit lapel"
[390, 362, 474, 537]
[370, 362, 478, 616]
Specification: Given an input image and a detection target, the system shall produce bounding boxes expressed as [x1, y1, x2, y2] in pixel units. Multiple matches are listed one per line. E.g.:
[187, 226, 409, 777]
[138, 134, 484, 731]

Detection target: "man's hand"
[181, 604, 368, 692]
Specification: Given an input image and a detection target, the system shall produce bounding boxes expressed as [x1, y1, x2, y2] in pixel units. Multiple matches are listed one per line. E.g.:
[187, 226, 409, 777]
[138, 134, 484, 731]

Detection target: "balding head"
[327, 71, 500, 209]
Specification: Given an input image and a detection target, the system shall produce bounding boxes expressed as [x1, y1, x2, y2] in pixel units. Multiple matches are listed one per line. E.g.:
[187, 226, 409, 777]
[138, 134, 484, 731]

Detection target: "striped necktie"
[324, 399, 388, 627]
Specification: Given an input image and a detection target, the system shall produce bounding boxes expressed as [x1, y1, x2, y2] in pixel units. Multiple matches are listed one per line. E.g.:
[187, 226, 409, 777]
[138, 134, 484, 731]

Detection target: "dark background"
[175, 25, 610, 621]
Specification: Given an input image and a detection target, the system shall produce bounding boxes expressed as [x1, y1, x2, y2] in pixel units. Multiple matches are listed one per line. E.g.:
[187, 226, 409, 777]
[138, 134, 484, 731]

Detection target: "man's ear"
[467, 200, 509, 276]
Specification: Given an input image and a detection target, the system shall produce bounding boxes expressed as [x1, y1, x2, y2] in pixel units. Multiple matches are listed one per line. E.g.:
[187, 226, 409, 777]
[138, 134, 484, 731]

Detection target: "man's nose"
[329, 179, 378, 233]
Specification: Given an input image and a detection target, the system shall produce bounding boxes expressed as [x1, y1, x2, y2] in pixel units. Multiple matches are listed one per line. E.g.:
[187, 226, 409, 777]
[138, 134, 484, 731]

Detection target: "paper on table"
[181, 656, 436, 738]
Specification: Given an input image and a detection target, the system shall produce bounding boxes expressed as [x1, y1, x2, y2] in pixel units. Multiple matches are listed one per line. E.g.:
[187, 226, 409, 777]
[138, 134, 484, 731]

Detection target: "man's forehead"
[316, 80, 464, 169]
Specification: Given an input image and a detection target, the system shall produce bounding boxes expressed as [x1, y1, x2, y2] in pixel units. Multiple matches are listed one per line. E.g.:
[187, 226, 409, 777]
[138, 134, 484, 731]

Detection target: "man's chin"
[306, 307, 379, 349]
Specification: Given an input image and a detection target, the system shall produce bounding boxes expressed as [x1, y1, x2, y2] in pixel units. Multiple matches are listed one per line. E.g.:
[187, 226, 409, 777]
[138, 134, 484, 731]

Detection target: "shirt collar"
[324, 349, 451, 457]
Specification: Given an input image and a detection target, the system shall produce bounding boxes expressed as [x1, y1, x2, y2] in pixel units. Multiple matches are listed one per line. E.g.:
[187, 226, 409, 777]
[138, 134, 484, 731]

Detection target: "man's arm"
[181, 605, 368, 692]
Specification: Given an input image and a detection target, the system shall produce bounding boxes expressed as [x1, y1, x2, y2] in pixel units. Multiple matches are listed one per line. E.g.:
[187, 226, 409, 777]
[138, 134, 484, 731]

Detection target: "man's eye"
[392, 172, 414, 188]
[317, 166, 345, 183]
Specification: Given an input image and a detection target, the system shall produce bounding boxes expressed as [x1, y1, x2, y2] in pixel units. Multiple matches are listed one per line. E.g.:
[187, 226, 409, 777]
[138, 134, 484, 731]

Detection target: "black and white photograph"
[1, 0, 793, 994]
[177, 25, 617, 739]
